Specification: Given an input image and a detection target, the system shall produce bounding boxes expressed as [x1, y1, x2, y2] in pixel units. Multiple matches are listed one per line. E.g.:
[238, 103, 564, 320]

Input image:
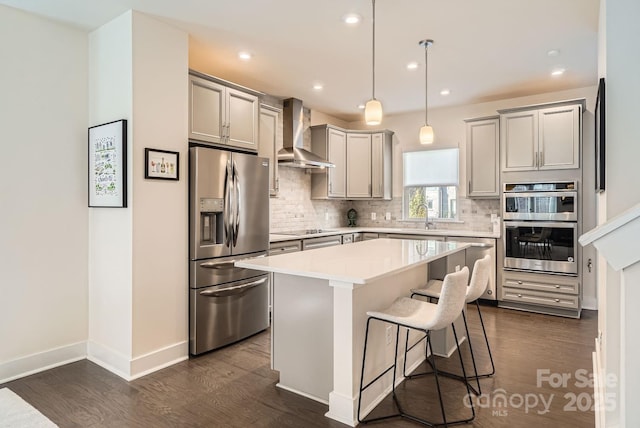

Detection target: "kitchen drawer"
[269, 240, 302, 255]
[501, 287, 579, 310]
[386, 234, 446, 241]
[302, 235, 342, 250]
[503, 271, 579, 295]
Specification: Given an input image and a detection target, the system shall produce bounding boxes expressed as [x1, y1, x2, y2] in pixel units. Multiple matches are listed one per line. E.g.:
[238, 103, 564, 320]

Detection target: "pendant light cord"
[372, 0, 376, 100]
[424, 41, 428, 125]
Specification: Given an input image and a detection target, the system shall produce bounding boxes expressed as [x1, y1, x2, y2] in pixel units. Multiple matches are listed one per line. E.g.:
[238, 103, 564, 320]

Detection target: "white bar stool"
[357, 267, 475, 426]
[410, 254, 495, 395]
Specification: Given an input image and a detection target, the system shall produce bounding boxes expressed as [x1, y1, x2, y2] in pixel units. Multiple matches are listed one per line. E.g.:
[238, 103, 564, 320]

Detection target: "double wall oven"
[503, 181, 578, 275]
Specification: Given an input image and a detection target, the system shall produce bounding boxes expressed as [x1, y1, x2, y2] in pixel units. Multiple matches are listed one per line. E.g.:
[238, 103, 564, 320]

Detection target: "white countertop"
[269, 226, 499, 242]
[236, 238, 470, 285]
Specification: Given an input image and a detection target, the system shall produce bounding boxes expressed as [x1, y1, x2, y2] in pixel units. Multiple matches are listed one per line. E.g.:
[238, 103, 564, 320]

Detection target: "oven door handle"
[503, 221, 577, 229]
[199, 277, 267, 298]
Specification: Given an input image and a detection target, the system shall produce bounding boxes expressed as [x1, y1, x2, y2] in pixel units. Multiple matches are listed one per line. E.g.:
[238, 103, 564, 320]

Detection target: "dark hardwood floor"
[2, 306, 597, 427]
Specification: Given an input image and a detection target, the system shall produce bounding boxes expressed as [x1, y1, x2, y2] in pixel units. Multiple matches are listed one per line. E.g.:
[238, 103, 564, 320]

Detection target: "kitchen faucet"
[418, 202, 434, 229]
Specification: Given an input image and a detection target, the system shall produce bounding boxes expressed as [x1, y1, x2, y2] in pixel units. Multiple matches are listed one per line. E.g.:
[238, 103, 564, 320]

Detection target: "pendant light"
[419, 39, 434, 144]
[365, 0, 382, 125]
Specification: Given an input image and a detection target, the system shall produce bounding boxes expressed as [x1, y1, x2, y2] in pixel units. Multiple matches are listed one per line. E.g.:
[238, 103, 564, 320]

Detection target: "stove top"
[276, 229, 338, 236]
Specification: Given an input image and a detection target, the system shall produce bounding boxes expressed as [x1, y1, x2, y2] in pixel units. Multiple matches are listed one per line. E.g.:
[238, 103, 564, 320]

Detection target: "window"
[403, 148, 459, 221]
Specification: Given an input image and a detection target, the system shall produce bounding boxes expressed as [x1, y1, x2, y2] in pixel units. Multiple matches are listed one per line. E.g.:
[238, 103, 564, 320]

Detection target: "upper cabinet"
[371, 132, 392, 199]
[346, 133, 372, 198]
[189, 71, 260, 152]
[311, 125, 392, 200]
[311, 125, 347, 198]
[499, 100, 584, 172]
[466, 116, 500, 198]
[258, 104, 281, 196]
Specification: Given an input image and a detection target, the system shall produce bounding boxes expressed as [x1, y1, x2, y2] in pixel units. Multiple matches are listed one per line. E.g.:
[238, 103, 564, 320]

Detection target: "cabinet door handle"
[554, 298, 560, 303]
[517, 280, 523, 285]
[540, 151, 544, 167]
[555, 284, 561, 289]
[535, 152, 538, 168]
[517, 294, 523, 298]
[468, 181, 472, 193]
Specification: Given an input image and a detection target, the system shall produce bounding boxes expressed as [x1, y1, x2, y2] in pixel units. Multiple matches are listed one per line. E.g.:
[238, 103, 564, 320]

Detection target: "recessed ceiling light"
[343, 14, 361, 25]
[551, 68, 565, 76]
[547, 49, 560, 57]
[406, 62, 419, 70]
[238, 51, 252, 61]
[440, 89, 451, 96]
[313, 83, 324, 91]
[358, 104, 365, 110]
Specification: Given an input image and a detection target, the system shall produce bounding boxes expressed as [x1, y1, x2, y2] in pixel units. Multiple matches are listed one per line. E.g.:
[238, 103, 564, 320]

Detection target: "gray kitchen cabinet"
[189, 71, 260, 152]
[499, 99, 583, 172]
[269, 240, 302, 255]
[371, 131, 393, 199]
[310, 125, 347, 199]
[259, 105, 281, 196]
[302, 235, 343, 250]
[499, 270, 580, 317]
[311, 125, 393, 200]
[362, 233, 379, 241]
[346, 133, 372, 198]
[466, 116, 499, 198]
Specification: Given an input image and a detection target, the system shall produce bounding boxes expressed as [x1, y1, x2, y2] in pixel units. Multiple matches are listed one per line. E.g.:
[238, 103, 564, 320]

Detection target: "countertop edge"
[270, 227, 499, 242]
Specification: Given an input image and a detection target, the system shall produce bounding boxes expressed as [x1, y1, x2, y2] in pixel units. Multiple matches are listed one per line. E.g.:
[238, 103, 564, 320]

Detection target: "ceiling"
[2, 0, 600, 121]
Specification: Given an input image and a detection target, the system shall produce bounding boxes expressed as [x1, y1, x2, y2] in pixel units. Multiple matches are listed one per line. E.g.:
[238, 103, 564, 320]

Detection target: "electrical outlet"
[385, 212, 391, 220]
[371, 212, 377, 220]
[455, 265, 461, 271]
[386, 326, 393, 345]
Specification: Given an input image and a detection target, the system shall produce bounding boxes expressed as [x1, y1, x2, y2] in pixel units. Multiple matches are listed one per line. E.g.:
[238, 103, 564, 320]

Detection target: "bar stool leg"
[461, 310, 482, 395]
[475, 300, 496, 377]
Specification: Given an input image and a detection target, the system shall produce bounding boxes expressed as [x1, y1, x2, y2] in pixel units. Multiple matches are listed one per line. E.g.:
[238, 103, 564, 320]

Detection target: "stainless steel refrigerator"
[189, 146, 270, 355]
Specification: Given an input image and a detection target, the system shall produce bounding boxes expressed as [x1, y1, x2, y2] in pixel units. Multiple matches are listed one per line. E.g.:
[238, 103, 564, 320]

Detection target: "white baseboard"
[0, 342, 86, 384]
[87, 340, 188, 381]
[86, 341, 132, 380]
[129, 341, 188, 380]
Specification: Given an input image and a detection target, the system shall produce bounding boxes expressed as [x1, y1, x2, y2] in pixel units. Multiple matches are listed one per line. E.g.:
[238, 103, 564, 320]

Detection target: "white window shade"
[403, 148, 459, 186]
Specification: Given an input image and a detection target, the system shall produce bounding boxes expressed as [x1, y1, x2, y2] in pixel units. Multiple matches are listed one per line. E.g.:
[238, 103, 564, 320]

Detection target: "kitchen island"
[236, 238, 470, 427]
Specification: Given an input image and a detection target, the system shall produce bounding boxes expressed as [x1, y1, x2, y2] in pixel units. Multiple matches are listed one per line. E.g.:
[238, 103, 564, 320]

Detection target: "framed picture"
[88, 119, 127, 207]
[595, 77, 606, 192]
[145, 148, 179, 180]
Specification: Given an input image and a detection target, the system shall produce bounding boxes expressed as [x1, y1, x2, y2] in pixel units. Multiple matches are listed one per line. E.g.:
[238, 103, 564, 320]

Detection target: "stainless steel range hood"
[278, 98, 334, 169]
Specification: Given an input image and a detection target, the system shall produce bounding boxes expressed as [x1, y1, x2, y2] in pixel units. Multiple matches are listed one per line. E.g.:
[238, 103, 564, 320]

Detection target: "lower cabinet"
[268, 240, 302, 255]
[499, 270, 580, 318]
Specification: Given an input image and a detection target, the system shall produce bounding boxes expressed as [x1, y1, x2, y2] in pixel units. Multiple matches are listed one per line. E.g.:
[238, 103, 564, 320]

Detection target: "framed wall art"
[145, 148, 179, 180]
[88, 119, 127, 207]
[595, 77, 606, 192]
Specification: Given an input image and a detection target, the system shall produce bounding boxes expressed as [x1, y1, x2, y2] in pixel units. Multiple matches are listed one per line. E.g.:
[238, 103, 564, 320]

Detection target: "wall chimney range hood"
[277, 98, 334, 169]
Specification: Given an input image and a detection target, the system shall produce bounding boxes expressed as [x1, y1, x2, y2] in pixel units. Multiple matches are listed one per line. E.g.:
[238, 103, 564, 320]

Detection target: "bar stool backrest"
[431, 267, 469, 331]
[466, 254, 491, 303]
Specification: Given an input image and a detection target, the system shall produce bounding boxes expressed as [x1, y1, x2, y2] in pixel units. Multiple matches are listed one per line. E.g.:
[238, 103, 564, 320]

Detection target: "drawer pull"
[555, 285, 560, 289]
[555, 298, 560, 302]
[517, 294, 522, 298]
[517, 280, 523, 285]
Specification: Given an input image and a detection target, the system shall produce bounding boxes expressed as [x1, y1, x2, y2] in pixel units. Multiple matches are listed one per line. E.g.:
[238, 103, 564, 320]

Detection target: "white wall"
[87, 12, 135, 375]
[130, 13, 189, 362]
[0, 5, 88, 381]
[603, 0, 640, 425]
[88, 11, 189, 379]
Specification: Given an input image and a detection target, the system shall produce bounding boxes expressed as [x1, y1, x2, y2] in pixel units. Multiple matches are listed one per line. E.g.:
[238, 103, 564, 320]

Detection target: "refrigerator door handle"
[224, 160, 233, 247]
[198, 277, 267, 298]
[232, 160, 240, 247]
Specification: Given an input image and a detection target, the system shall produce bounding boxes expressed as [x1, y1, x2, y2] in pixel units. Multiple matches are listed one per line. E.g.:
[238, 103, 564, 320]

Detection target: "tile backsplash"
[270, 166, 500, 233]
